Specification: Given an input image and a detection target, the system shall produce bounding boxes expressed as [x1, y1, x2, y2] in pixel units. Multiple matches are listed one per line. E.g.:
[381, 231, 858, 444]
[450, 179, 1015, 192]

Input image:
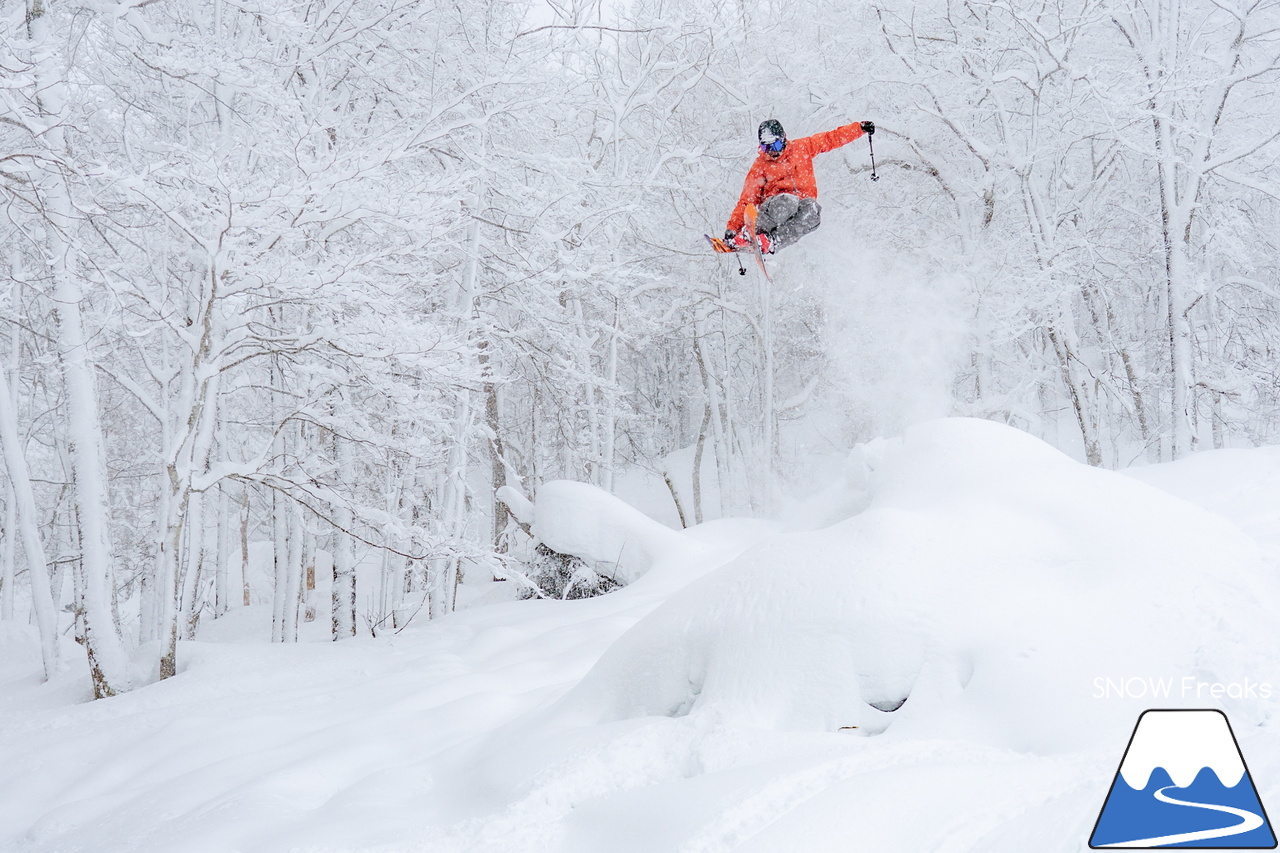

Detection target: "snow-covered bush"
[518, 544, 622, 601]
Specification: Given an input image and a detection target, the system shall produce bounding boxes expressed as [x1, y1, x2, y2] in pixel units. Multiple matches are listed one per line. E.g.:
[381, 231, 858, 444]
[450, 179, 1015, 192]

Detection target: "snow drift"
[556, 418, 1280, 750]
[526, 480, 690, 584]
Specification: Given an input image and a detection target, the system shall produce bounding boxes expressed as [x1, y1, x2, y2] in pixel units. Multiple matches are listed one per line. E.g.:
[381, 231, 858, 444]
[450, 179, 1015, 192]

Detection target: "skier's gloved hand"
[861, 120, 875, 135]
[724, 229, 737, 243]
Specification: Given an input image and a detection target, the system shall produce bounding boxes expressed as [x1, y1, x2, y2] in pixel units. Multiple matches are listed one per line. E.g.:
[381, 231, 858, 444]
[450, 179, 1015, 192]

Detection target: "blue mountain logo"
[1091, 709, 1276, 848]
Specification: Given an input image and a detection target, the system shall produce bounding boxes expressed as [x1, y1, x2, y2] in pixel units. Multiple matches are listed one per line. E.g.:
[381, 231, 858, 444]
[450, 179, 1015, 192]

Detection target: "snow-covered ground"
[4, 418, 1280, 852]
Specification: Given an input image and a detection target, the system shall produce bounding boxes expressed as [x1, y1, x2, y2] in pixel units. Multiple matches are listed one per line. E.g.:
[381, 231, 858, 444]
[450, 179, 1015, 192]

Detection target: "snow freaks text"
[1093, 677, 1275, 701]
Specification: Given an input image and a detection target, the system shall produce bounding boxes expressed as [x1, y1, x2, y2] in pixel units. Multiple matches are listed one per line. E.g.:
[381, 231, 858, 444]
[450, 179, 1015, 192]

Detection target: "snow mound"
[1125, 445, 1280, 551]
[532, 480, 689, 584]
[557, 418, 1280, 751]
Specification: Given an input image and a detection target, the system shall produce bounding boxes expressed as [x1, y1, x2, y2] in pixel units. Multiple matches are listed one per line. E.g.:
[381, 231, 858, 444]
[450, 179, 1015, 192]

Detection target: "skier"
[724, 118, 875, 255]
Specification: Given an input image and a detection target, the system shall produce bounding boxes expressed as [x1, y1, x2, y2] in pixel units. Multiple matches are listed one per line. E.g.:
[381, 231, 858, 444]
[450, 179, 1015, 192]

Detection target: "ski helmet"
[758, 119, 786, 145]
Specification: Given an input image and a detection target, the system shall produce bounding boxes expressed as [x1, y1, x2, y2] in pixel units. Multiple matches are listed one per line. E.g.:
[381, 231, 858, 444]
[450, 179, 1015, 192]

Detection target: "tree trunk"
[692, 403, 710, 525]
[282, 500, 303, 641]
[663, 469, 687, 529]
[1, 484, 13, 624]
[181, 489, 205, 640]
[1165, 224, 1197, 457]
[1, 284, 17, 624]
[331, 436, 356, 640]
[0, 365, 62, 678]
[240, 490, 251, 607]
[693, 329, 730, 519]
[158, 487, 183, 680]
[215, 483, 230, 617]
[270, 352, 289, 641]
[488, 380, 507, 550]
[1045, 295, 1103, 468]
[600, 299, 619, 492]
[757, 269, 775, 513]
[302, 530, 317, 624]
[30, 0, 129, 697]
[272, 487, 289, 642]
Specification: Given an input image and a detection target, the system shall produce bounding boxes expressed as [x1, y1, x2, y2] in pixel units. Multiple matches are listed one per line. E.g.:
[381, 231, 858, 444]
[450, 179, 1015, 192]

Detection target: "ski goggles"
[759, 138, 786, 154]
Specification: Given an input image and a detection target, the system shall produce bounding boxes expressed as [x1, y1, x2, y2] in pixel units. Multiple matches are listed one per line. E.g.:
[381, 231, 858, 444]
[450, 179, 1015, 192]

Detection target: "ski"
[705, 234, 734, 254]
[743, 204, 772, 281]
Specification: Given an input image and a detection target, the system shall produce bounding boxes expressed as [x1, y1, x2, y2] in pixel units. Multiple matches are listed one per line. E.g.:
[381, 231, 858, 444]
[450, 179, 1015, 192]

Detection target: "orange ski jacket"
[726, 121, 867, 234]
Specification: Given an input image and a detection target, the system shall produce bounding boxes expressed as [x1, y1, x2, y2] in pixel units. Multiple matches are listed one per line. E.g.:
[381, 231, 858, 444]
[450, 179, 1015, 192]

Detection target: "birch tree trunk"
[29, 0, 129, 698]
[157, 487, 183, 679]
[758, 269, 775, 513]
[600, 299, 619, 493]
[691, 404, 710, 525]
[435, 397, 470, 619]
[1, 487, 13, 623]
[302, 526, 316, 625]
[240, 491, 251, 608]
[272, 487, 289, 642]
[0, 306, 16, 623]
[215, 483, 230, 618]
[0, 365, 62, 678]
[487, 381, 506, 550]
[693, 324, 730, 519]
[282, 501, 303, 642]
[181, 489, 206, 640]
[331, 433, 356, 640]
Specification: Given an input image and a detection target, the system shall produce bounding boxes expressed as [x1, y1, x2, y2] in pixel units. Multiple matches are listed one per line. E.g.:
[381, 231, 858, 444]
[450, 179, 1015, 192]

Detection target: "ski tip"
[705, 234, 735, 254]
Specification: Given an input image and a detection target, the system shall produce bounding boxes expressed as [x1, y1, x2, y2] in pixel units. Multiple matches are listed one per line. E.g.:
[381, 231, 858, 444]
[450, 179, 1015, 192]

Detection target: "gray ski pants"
[755, 193, 821, 252]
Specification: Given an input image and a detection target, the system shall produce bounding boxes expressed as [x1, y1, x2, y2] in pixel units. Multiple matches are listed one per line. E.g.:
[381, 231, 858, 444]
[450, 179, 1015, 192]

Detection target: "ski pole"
[868, 133, 879, 182]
